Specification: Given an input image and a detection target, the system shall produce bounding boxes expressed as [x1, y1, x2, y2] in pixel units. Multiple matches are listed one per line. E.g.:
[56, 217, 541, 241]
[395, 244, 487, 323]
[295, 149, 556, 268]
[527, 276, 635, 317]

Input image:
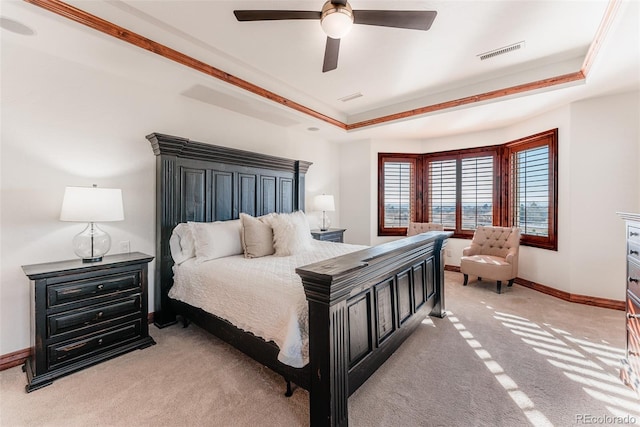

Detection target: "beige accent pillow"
[240, 213, 275, 258]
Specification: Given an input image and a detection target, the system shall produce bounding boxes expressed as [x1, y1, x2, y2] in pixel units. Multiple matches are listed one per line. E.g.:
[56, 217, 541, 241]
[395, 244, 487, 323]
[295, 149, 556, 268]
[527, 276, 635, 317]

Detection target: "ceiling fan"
[234, 1, 437, 73]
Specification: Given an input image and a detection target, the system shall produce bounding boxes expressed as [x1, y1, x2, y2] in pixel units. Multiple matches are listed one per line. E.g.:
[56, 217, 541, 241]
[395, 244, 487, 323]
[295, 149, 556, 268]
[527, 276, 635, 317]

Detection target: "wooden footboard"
[297, 231, 451, 426]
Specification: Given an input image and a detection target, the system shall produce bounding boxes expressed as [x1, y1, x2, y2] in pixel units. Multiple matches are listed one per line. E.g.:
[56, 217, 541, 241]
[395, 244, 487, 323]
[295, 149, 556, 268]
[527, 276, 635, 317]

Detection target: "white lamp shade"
[60, 186, 124, 222]
[314, 194, 335, 212]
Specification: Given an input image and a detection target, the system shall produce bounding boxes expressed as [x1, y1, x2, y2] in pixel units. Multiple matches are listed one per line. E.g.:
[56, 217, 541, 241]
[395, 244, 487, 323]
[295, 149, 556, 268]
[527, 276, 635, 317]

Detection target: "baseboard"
[0, 312, 157, 372]
[444, 265, 625, 311]
[0, 348, 30, 371]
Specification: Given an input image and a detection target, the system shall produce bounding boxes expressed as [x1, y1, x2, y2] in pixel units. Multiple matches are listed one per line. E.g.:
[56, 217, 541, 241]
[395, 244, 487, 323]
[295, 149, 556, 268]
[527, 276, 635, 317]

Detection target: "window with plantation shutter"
[428, 159, 456, 228]
[426, 150, 497, 236]
[378, 155, 419, 235]
[506, 129, 558, 250]
[511, 146, 549, 235]
[461, 156, 494, 230]
[377, 129, 557, 249]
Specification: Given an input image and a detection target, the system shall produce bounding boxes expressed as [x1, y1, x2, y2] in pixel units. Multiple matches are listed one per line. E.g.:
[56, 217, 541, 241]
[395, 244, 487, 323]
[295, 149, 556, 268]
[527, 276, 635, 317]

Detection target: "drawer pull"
[65, 342, 87, 351]
[98, 339, 103, 345]
[630, 277, 639, 284]
[631, 232, 640, 237]
[97, 284, 104, 290]
[631, 250, 639, 256]
[628, 313, 640, 319]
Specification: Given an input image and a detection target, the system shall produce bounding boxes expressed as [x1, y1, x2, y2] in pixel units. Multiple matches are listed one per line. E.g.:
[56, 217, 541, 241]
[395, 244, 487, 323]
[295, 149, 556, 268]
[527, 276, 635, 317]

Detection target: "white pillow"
[267, 211, 312, 256]
[169, 223, 196, 265]
[189, 219, 243, 263]
[240, 213, 275, 258]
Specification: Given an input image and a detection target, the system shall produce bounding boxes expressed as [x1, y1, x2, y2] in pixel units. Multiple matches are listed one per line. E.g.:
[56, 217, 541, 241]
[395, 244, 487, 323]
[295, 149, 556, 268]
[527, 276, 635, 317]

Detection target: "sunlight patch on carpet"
[583, 388, 640, 415]
[564, 373, 639, 399]
[547, 360, 624, 384]
[420, 318, 435, 327]
[447, 312, 553, 427]
[500, 322, 555, 337]
[510, 330, 568, 346]
[492, 309, 640, 423]
[520, 338, 584, 356]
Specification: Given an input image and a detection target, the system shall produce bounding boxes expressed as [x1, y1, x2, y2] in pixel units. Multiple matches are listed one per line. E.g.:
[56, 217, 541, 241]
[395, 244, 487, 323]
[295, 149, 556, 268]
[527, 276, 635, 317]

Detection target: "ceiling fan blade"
[234, 10, 321, 21]
[353, 10, 437, 31]
[322, 37, 340, 73]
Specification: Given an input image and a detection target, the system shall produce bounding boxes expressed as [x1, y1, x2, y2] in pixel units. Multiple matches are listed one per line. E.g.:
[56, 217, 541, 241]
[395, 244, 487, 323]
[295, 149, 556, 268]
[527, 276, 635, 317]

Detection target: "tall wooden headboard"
[146, 133, 312, 327]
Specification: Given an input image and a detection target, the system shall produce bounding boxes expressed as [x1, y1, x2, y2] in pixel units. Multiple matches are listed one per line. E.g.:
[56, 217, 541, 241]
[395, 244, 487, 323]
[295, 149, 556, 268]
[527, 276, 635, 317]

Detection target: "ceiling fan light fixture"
[320, 1, 353, 39]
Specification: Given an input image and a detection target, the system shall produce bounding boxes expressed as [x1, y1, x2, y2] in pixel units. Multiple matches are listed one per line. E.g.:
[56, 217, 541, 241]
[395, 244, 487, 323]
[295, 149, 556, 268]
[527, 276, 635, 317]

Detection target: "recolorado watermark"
[576, 414, 637, 425]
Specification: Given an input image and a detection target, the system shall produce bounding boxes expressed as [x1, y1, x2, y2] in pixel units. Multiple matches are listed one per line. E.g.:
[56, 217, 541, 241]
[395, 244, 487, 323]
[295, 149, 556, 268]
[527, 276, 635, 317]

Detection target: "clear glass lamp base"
[320, 212, 331, 231]
[72, 223, 111, 262]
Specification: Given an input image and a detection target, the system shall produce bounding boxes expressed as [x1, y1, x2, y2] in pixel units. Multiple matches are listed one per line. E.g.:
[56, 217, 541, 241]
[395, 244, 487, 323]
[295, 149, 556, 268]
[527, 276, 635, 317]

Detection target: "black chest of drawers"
[619, 212, 640, 397]
[22, 252, 155, 392]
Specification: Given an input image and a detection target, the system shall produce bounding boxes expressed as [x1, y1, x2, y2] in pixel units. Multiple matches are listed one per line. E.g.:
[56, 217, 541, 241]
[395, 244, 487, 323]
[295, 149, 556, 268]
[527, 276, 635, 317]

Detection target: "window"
[427, 158, 456, 228]
[378, 129, 558, 250]
[378, 154, 420, 235]
[506, 130, 558, 250]
[425, 149, 497, 237]
[461, 155, 494, 230]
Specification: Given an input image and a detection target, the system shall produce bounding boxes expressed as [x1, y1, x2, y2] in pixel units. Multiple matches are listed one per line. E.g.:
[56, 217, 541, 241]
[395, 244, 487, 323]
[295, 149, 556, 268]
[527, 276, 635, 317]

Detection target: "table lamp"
[60, 185, 124, 262]
[314, 194, 335, 231]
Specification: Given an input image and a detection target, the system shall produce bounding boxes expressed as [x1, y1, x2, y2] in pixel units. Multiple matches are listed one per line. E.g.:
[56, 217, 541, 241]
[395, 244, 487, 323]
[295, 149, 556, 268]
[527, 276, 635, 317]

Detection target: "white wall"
[340, 90, 640, 302]
[0, 43, 341, 356]
[338, 139, 372, 245]
[566, 92, 640, 299]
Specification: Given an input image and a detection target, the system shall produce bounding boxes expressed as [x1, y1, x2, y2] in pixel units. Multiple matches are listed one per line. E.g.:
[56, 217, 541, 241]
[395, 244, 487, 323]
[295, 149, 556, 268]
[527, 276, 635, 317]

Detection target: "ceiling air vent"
[338, 92, 363, 102]
[478, 41, 525, 61]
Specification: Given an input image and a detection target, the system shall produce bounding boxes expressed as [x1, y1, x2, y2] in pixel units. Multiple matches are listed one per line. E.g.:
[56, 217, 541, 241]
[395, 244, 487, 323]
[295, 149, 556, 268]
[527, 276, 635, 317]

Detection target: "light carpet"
[1, 272, 638, 426]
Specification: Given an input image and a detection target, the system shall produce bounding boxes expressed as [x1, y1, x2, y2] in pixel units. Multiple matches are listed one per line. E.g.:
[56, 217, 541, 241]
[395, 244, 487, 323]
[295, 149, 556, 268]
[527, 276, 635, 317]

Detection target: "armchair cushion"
[460, 255, 513, 281]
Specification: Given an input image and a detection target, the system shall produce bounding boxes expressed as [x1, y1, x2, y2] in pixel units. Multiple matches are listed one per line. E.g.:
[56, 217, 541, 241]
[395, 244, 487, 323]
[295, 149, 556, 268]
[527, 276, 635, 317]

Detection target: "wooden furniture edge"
[444, 265, 625, 311]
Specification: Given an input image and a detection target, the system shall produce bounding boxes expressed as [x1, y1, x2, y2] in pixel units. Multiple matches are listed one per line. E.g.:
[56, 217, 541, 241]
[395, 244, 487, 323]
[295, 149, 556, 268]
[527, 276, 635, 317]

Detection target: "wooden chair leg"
[497, 281, 502, 294]
[463, 274, 469, 286]
[507, 279, 514, 287]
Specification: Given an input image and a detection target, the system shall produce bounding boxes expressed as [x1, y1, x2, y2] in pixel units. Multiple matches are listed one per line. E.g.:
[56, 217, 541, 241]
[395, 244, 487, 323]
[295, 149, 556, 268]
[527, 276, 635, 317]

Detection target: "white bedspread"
[169, 239, 367, 368]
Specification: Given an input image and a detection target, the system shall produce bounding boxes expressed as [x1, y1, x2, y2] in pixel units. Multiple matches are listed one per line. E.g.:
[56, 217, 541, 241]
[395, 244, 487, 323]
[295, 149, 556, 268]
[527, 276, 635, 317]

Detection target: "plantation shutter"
[383, 161, 415, 228]
[510, 145, 550, 237]
[428, 159, 456, 228]
[461, 156, 494, 230]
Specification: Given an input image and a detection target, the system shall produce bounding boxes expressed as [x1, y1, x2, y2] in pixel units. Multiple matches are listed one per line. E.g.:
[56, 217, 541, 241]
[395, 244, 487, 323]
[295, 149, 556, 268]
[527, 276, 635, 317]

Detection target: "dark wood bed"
[147, 132, 451, 426]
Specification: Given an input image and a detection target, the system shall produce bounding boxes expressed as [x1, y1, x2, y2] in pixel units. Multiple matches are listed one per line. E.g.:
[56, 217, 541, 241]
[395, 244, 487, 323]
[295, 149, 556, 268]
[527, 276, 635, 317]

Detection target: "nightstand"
[21, 252, 155, 392]
[311, 228, 346, 243]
